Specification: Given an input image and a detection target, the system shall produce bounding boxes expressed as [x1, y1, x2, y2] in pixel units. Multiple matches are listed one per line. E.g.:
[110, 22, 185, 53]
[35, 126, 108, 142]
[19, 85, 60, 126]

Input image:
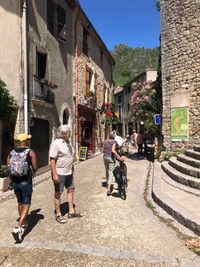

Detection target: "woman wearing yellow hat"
[7, 133, 38, 243]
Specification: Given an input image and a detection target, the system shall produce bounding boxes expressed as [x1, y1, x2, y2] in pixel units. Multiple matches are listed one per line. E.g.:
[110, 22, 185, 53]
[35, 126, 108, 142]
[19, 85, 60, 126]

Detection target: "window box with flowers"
[100, 102, 119, 125]
[0, 165, 11, 192]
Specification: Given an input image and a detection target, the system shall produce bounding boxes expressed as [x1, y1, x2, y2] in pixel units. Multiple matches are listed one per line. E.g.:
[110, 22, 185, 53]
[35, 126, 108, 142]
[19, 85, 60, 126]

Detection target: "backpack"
[8, 149, 31, 177]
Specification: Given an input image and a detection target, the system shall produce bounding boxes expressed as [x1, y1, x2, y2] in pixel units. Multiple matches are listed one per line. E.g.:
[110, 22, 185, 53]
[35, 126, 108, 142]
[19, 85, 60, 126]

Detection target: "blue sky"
[79, 0, 160, 51]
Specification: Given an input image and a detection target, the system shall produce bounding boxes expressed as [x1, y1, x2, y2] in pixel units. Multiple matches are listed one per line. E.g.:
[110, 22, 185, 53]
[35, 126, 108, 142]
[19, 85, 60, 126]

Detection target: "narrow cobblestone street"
[0, 153, 200, 266]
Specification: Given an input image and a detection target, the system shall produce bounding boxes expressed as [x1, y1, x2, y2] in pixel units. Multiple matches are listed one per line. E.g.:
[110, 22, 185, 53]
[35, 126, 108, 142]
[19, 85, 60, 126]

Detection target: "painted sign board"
[79, 146, 87, 161]
[171, 107, 189, 141]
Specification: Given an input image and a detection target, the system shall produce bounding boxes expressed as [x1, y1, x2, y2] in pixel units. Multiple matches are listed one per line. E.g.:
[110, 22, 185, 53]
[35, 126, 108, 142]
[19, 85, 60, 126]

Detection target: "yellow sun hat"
[16, 133, 32, 142]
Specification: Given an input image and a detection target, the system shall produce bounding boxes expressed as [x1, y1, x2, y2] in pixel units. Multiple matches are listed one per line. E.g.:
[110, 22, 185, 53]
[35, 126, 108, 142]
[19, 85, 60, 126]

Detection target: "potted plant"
[0, 165, 11, 192]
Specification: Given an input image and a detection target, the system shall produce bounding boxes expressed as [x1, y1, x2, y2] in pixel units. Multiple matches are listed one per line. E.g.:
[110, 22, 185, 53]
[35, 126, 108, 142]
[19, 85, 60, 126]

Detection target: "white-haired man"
[49, 125, 82, 223]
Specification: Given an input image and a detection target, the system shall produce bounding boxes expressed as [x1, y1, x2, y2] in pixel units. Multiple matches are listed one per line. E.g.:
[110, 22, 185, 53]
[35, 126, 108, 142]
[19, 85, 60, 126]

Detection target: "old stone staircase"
[152, 145, 200, 235]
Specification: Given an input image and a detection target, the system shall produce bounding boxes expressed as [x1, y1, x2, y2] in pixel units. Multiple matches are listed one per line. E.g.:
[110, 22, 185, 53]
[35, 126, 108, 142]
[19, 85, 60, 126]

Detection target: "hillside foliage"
[111, 44, 160, 86]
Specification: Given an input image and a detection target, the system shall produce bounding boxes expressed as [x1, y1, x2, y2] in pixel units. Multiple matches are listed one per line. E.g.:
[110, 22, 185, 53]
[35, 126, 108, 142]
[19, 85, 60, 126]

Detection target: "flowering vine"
[130, 81, 156, 120]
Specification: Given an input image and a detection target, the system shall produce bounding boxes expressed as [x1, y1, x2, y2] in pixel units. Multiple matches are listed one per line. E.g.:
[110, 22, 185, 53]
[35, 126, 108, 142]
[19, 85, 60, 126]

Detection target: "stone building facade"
[73, 6, 115, 155]
[160, 0, 200, 150]
[0, 0, 75, 167]
[0, 0, 114, 165]
[113, 69, 157, 138]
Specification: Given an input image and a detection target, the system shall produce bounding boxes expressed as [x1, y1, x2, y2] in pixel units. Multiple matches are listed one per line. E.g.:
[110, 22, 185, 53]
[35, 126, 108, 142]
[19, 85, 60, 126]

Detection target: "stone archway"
[60, 104, 72, 126]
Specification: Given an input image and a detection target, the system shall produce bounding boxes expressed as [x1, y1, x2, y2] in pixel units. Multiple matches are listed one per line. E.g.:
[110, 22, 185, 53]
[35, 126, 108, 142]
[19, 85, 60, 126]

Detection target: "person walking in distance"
[103, 131, 124, 196]
[131, 130, 138, 149]
[136, 131, 143, 154]
[7, 134, 38, 243]
[49, 125, 82, 223]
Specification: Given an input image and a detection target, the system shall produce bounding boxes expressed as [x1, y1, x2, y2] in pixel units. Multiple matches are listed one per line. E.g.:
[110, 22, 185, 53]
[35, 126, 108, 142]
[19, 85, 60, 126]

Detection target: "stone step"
[177, 154, 200, 169]
[161, 161, 200, 190]
[152, 161, 200, 235]
[169, 157, 200, 178]
[194, 145, 200, 152]
[161, 169, 200, 197]
[185, 149, 200, 161]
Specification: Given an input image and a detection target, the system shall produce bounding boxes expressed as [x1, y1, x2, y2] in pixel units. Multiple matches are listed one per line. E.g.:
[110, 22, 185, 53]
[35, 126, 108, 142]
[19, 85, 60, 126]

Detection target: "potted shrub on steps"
[0, 165, 11, 193]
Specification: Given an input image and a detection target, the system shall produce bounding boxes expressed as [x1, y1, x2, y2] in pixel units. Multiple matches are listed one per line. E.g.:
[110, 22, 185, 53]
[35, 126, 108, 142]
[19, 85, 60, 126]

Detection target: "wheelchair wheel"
[121, 185, 126, 200]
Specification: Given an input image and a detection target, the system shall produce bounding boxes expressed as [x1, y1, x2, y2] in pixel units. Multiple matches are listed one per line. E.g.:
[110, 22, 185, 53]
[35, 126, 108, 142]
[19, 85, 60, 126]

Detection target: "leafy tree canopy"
[0, 79, 16, 123]
[111, 44, 159, 86]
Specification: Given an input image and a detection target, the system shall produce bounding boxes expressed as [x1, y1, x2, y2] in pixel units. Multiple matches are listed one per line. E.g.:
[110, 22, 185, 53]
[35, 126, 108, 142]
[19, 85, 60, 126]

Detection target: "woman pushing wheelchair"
[103, 131, 125, 196]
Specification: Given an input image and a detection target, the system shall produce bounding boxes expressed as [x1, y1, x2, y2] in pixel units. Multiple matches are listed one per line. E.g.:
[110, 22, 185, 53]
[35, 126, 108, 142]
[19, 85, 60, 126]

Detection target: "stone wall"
[161, 0, 200, 150]
[0, 1, 22, 105]
[28, 0, 74, 144]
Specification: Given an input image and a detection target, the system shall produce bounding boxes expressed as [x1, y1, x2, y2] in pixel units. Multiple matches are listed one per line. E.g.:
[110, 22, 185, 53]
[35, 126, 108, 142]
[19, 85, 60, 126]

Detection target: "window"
[57, 6, 66, 41]
[118, 105, 122, 121]
[83, 27, 89, 55]
[63, 109, 69, 124]
[118, 95, 122, 104]
[47, 0, 55, 35]
[47, 1, 66, 41]
[37, 52, 47, 79]
[125, 85, 131, 95]
[85, 68, 92, 95]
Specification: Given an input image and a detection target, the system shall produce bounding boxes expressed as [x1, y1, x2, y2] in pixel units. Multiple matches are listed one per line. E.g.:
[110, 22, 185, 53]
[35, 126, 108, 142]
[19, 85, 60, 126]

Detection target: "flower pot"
[0, 177, 11, 192]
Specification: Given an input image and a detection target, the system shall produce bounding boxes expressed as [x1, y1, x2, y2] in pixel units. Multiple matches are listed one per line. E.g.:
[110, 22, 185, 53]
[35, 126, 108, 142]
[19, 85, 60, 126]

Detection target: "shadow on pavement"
[127, 151, 154, 162]
[60, 202, 77, 216]
[24, 209, 44, 237]
[127, 152, 146, 160]
[60, 202, 69, 215]
[111, 192, 121, 199]
[101, 181, 107, 188]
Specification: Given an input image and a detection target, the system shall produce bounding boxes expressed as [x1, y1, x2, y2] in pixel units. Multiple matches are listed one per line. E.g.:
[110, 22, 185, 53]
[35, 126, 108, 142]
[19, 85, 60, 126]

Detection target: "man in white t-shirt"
[113, 131, 125, 147]
[49, 125, 82, 223]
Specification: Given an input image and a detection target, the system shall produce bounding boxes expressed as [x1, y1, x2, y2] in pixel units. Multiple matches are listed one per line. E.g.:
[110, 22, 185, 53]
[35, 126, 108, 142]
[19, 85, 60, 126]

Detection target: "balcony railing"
[81, 95, 97, 110]
[33, 76, 56, 104]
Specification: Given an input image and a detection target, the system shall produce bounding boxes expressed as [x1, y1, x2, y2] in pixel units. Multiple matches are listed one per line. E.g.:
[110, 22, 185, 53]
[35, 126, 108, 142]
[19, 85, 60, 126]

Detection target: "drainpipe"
[22, 0, 28, 134]
[74, 7, 80, 155]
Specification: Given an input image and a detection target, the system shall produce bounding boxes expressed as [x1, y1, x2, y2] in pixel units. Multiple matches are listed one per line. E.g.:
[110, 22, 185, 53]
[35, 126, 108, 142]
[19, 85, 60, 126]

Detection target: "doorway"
[30, 118, 49, 168]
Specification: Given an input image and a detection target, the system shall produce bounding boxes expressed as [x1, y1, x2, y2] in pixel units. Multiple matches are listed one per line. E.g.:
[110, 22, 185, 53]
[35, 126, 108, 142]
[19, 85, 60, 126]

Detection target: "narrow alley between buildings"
[0, 151, 200, 267]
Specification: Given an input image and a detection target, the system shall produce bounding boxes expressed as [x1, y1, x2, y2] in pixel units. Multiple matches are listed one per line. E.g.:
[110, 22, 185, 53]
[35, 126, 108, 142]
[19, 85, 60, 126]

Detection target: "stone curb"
[152, 161, 200, 235]
[0, 240, 198, 266]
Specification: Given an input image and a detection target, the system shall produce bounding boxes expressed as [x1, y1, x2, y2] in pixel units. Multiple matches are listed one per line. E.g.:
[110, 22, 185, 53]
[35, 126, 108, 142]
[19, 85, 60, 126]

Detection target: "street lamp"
[140, 121, 144, 132]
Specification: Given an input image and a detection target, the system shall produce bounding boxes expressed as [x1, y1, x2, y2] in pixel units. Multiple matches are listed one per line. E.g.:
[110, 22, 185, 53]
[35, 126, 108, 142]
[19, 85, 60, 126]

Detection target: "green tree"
[156, 0, 161, 11]
[112, 44, 159, 86]
[0, 79, 16, 123]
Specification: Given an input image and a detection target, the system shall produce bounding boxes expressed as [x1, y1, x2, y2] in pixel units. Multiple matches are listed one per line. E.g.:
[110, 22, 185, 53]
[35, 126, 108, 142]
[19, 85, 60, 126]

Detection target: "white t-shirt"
[115, 135, 125, 147]
[49, 138, 75, 175]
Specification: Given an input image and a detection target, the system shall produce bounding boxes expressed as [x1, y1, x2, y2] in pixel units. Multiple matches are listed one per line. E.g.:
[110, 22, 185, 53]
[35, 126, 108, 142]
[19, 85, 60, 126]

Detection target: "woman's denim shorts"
[13, 181, 33, 205]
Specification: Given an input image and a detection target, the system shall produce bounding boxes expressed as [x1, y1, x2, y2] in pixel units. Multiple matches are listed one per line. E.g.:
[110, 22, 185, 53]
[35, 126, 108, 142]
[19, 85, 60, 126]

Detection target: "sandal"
[55, 215, 66, 224]
[68, 212, 83, 219]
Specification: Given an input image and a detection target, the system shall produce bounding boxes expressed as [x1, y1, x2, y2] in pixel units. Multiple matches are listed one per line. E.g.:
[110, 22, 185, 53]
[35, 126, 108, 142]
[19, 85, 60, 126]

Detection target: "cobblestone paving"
[0, 152, 200, 266]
